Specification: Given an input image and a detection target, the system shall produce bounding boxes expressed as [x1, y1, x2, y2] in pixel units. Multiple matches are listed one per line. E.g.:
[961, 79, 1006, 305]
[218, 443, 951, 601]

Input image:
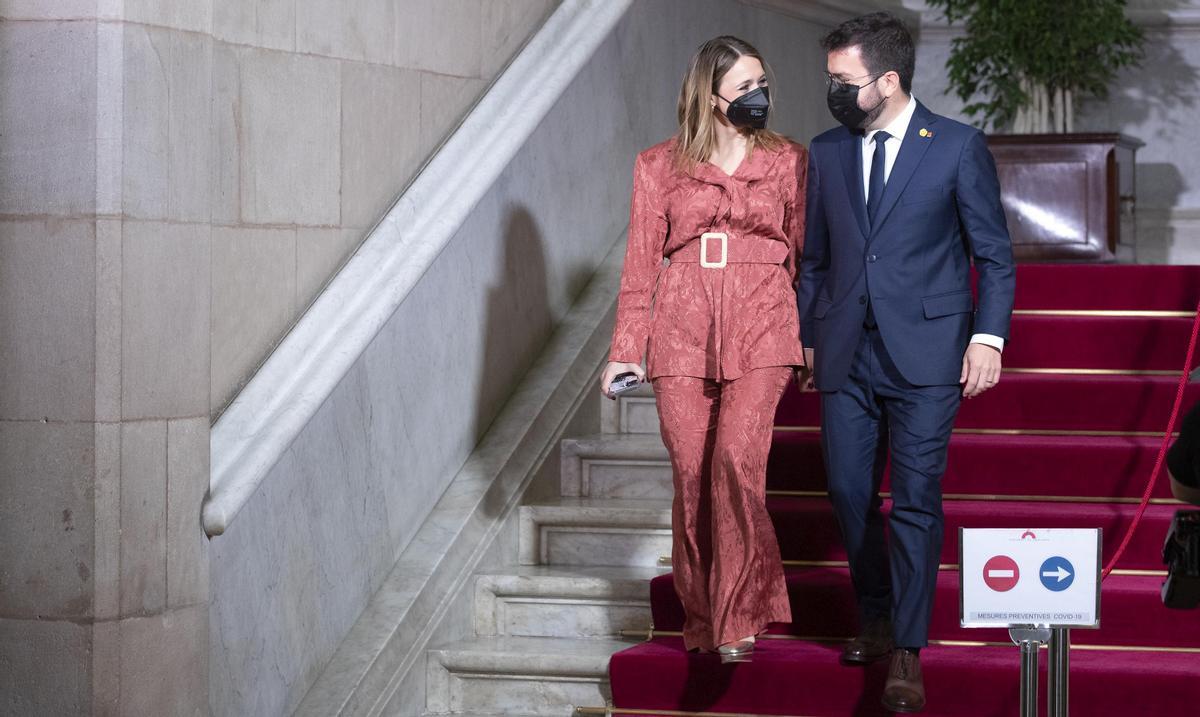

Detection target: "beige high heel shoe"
[717, 636, 756, 664]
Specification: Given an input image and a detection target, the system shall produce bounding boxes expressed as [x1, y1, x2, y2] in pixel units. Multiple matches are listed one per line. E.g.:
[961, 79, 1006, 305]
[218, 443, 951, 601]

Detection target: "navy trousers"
[820, 325, 961, 648]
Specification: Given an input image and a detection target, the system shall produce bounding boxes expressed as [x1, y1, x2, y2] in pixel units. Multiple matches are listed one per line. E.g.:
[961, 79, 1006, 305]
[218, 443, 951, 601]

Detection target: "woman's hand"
[600, 361, 646, 399]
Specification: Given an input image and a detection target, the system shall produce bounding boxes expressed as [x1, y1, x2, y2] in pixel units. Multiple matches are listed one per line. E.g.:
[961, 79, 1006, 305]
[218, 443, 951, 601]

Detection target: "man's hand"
[960, 343, 1001, 398]
[796, 347, 816, 392]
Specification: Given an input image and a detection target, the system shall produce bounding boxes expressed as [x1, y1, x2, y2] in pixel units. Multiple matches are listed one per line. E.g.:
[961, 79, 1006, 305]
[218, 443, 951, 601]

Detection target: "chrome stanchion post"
[1047, 627, 1070, 717]
[1020, 640, 1039, 717]
[1010, 627, 1051, 717]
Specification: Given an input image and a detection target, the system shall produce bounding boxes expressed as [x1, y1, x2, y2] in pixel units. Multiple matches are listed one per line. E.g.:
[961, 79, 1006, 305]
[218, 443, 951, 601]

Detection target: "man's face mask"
[717, 86, 770, 130]
[827, 73, 886, 130]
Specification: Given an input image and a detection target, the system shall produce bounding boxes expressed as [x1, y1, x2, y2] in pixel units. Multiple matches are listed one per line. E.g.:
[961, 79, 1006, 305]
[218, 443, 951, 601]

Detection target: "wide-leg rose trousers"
[652, 366, 793, 652]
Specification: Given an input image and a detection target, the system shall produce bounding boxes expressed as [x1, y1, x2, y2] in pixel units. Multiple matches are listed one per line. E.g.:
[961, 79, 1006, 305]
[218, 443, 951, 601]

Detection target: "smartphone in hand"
[608, 371, 642, 398]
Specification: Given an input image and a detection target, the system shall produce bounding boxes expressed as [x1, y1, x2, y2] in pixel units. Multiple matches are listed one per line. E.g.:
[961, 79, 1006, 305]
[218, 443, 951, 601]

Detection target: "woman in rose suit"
[600, 36, 808, 661]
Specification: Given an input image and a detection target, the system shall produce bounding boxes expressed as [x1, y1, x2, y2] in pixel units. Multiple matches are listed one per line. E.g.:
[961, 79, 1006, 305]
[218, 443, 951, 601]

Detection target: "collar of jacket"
[840, 101, 940, 241]
[686, 138, 781, 189]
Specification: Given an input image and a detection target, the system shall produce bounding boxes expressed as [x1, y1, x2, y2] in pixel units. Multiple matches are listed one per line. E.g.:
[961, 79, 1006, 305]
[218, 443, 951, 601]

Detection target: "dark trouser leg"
[821, 329, 892, 624]
[869, 329, 961, 648]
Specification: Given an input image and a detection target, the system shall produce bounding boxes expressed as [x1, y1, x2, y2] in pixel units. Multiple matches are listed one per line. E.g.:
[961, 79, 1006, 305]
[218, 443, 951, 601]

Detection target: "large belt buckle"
[700, 232, 728, 269]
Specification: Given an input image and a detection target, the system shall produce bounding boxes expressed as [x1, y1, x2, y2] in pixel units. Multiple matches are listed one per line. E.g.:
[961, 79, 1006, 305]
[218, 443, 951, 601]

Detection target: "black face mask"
[827, 75, 886, 130]
[718, 86, 770, 129]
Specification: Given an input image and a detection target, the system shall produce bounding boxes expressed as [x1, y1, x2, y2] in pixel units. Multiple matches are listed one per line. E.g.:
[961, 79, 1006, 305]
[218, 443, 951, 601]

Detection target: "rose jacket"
[609, 138, 808, 379]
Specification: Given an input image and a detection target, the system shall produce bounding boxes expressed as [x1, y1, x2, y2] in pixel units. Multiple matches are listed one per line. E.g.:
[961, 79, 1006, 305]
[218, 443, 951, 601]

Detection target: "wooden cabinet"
[986, 134, 1142, 262]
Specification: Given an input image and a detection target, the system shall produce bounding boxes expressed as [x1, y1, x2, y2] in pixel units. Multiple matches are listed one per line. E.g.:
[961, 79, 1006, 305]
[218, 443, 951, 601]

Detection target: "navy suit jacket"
[797, 101, 1016, 390]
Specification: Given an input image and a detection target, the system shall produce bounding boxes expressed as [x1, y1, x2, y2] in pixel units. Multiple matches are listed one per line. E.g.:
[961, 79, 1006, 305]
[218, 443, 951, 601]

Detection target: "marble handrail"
[202, 0, 634, 537]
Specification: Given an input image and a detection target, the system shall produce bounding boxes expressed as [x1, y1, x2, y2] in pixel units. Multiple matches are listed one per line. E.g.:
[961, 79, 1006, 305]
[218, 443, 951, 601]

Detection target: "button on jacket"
[609, 138, 808, 379]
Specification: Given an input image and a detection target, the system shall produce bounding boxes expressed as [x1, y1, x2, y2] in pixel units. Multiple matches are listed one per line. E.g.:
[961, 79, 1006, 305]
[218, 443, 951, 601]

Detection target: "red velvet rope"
[1101, 300, 1200, 580]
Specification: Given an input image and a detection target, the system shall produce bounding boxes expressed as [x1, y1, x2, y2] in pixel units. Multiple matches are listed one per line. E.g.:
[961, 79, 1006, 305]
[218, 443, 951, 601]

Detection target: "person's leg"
[871, 331, 961, 651]
[653, 375, 721, 652]
[707, 366, 794, 648]
[822, 331, 891, 628]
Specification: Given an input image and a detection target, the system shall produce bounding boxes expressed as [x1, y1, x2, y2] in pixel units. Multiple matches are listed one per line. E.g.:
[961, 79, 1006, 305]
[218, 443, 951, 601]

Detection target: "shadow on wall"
[475, 206, 552, 456]
[1095, 25, 1199, 133]
[470, 204, 608, 518]
[1089, 20, 1198, 264]
[1135, 162, 1186, 263]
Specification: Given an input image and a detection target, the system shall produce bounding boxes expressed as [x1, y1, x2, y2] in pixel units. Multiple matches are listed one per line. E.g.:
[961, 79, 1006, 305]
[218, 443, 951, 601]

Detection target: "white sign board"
[960, 528, 1101, 629]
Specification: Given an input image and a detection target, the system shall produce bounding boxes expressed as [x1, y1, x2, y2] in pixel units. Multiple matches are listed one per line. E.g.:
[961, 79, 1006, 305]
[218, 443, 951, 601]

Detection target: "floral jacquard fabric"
[654, 367, 795, 652]
[609, 137, 808, 379]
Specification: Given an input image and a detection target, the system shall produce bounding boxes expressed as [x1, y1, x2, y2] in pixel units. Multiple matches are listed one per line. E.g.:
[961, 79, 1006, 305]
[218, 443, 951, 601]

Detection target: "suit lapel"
[839, 132, 869, 239]
[869, 103, 938, 238]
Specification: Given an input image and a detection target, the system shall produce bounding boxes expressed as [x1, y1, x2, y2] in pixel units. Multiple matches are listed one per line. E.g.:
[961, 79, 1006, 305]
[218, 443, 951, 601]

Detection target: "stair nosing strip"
[578, 707, 820, 717]
[621, 630, 1200, 654]
[653, 557, 1168, 577]
[1004, 368, 1182, 376]
[1013, 309, 1196, 317]
[773, 426, 1180, 437]
[765, 490, 1185, 505]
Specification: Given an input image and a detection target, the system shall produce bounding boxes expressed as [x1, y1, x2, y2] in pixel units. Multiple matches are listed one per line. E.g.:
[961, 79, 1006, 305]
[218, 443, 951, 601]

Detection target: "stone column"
[1, 3, 211, 714]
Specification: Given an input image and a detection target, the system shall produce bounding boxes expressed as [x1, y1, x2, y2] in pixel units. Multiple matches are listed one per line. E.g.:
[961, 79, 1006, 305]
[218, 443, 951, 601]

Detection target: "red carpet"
[610, 636, 1196, 717]
[1001, 314, 1199, 371]
[609, 264, 1200, 716]
[764, 496, 1175, 571]
[766, 432, 1177, 499]
[649, 568, 1200, 649]
[773, 373, 1200, 432]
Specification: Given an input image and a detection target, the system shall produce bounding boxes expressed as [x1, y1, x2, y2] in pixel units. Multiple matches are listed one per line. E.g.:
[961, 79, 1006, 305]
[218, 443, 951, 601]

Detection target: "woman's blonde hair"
[675, 35, 787, 173]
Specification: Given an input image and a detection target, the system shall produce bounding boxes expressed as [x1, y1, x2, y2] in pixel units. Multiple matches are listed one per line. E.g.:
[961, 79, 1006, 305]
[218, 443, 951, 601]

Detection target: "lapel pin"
[919, 128, 933, 138]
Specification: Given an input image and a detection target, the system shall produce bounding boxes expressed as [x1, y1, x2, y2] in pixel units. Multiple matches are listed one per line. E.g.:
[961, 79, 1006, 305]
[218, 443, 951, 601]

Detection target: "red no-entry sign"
[983, 555, 1020, 592]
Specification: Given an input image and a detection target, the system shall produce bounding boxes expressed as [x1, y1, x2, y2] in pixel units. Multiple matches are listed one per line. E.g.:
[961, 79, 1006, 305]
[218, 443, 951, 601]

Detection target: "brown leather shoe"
[881, 648, 926, 713]
[841, 618, 894, 665]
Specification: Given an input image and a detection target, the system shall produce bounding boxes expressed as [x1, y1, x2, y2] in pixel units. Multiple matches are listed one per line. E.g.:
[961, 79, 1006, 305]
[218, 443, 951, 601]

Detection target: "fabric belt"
[667, 233, 788, 267]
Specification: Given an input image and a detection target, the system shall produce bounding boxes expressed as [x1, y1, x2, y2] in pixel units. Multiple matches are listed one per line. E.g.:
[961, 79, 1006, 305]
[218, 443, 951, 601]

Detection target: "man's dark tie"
[866, 130, 891, 226]
[864, 130, 890, 329]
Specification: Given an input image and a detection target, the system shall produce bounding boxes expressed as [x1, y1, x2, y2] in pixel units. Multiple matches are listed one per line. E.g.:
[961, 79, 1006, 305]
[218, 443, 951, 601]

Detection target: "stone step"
[474, 566, 660, 638]
[559, 434, 671, 499]
[518, 499, 672, 567]
[599, 382, 658, 434]
[425, 636, 636, 716]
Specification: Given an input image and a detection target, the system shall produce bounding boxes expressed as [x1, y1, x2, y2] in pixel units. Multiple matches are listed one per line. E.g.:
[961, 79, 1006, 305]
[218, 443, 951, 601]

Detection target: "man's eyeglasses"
[825, 71, 886, 90]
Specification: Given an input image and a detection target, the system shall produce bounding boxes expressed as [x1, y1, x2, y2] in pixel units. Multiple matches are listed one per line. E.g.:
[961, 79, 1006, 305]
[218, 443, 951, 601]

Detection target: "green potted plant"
[924, 0, 1148, 261]
[925, 0, 1145, 133]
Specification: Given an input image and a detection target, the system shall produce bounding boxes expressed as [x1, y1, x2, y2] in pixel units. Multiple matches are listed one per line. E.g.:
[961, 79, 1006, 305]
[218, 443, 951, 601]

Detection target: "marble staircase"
[421, 384, 668, 716]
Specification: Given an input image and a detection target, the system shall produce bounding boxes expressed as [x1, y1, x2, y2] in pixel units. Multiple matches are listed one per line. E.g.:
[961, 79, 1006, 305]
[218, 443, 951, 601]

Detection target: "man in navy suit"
[796, 13, 1016, 713]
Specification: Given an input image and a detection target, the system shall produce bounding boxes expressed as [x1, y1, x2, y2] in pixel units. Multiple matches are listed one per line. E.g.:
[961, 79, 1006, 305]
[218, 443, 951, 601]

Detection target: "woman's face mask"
[717, 86, 771, 129]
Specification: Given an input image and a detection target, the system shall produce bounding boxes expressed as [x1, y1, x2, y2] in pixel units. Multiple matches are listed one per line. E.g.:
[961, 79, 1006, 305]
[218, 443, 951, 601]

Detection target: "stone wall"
[0, 1, 556, 714]
[206, 0, 559, 418]
[1, 5, 212, 714]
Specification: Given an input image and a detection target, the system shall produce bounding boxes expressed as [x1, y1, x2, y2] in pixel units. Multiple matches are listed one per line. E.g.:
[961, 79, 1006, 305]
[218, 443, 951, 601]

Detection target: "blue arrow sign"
[1039, 556, 1075, 592]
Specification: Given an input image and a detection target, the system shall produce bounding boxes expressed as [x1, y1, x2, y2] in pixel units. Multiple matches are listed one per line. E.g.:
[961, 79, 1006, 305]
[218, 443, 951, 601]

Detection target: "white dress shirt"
[862, 95, 1005, 353]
